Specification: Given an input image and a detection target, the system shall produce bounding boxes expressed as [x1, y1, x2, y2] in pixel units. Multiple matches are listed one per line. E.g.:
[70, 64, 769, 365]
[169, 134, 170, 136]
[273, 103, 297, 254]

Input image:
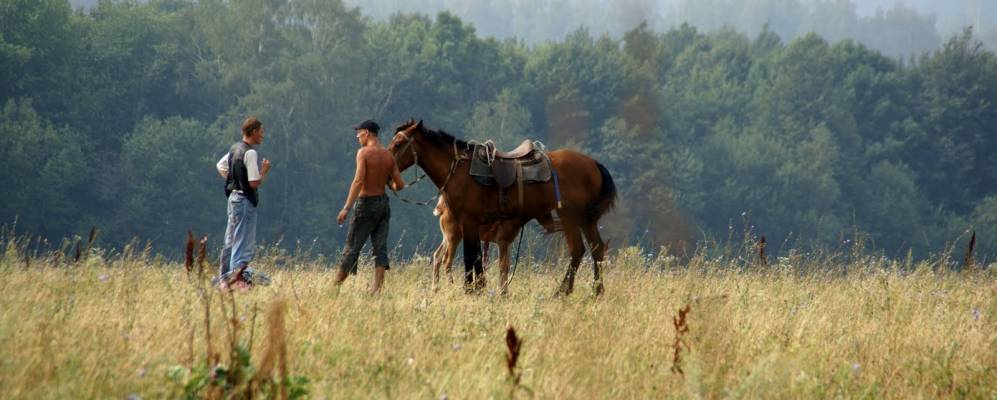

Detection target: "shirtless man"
[335, 119, 405, 293]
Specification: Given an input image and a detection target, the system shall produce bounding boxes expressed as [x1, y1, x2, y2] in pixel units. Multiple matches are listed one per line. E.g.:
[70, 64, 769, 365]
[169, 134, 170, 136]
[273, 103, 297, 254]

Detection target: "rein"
[390, 131, 464, 206]
[503, 226, 527, 289]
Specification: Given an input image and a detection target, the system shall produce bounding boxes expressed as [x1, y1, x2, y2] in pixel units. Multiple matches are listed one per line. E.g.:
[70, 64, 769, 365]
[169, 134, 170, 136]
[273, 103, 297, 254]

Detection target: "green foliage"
[0, 0, 79, 111]
[3, 0, 997, 259]
[0, 99, 89, 239]
[104, 116, 225, 247]
[167, 344, 309, 399]
[467, 88, 532, 148]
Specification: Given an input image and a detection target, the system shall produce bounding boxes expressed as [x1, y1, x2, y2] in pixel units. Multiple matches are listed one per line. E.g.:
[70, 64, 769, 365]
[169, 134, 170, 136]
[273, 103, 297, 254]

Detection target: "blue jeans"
[218, 192, 257, 281]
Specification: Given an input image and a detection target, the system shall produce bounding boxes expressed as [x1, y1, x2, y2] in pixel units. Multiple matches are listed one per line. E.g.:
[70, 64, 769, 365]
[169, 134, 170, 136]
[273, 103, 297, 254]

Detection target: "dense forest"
[3, 0, 996, 259]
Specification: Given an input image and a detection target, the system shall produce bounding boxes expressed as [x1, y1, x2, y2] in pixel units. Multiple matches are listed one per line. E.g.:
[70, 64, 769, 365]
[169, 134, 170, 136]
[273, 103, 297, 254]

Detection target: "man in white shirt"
[215, 116, 271, 289]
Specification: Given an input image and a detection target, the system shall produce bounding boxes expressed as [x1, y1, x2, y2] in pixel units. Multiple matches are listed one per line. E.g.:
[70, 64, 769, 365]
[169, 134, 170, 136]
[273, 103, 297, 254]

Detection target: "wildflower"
[851, 363, 860, 374]
[98, 274, 109, 282]
[973, 307, 981, 321]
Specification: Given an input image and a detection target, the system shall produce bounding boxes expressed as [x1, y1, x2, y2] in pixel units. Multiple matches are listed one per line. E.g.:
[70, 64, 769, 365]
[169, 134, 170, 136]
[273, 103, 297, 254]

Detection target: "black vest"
[224, 142, 259, 207]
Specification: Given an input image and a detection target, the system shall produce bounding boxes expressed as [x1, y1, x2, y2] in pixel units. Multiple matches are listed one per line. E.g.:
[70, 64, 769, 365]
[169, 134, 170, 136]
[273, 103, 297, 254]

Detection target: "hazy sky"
[69, 0, 995, 53]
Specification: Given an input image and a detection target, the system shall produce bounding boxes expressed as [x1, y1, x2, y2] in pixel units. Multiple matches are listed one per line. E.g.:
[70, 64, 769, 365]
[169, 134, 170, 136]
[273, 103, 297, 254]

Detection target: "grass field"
[0, 239, 994, 399]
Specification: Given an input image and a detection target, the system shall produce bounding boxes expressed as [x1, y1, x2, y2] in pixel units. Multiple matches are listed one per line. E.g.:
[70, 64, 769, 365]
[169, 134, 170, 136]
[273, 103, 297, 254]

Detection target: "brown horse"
[388, 120, 616, 296]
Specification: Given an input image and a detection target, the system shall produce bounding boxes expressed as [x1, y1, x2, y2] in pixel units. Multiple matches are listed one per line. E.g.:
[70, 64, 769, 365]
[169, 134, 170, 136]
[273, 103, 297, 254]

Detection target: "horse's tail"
[586, 162, 617, 223]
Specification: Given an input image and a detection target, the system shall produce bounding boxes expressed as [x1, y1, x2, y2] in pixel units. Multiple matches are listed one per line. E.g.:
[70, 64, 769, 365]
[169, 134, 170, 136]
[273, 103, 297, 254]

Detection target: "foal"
[430, 197, 461, 286]
[430, 197, 516, 289]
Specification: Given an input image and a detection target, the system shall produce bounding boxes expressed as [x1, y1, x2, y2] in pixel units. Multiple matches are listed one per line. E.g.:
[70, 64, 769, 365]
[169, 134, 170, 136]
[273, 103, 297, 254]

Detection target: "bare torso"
[359, 147, 396, 197]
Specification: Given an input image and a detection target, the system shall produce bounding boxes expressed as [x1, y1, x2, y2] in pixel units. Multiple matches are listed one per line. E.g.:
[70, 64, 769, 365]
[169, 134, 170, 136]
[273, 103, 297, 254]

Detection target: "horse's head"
[388, 119, 423, 171]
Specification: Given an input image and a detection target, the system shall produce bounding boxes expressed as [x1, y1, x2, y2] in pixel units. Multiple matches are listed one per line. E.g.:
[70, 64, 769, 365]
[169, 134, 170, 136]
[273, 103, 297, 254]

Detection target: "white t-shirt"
[216, 149, 261, 181]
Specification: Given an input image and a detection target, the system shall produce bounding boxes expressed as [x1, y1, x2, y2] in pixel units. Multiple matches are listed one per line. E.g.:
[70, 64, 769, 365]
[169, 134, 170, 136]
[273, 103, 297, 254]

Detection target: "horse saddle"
[469, 140, 552, 188]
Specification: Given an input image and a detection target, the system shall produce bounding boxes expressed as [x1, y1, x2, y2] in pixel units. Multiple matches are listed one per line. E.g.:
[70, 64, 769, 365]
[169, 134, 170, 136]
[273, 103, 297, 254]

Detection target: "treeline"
[347, 0, 997, 57]
[3, 0, 996, 258]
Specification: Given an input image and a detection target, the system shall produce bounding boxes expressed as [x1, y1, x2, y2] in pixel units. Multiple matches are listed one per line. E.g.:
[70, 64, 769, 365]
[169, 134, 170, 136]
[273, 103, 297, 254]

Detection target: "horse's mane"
[424, 127, 469, 149]
[395, 120, 469, 148]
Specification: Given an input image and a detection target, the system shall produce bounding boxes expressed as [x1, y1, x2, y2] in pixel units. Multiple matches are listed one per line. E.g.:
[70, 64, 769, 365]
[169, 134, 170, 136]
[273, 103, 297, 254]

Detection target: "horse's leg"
[497, 238, 512, 295]
[581, 222, 606, 296]
[556, 225, 585, 297]
[461, 219, 484, 293]
[474, 241, 487, 292]
[482, 241, 491, 272]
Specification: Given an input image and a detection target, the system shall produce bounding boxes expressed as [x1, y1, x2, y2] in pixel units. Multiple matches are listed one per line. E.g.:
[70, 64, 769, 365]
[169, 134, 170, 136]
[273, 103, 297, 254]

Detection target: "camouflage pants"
[339, 194, 391, 274]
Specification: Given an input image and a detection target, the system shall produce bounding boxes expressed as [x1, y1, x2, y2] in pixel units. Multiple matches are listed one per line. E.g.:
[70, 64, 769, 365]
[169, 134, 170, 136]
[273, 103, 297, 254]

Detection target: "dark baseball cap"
[352, 119, 380, 133]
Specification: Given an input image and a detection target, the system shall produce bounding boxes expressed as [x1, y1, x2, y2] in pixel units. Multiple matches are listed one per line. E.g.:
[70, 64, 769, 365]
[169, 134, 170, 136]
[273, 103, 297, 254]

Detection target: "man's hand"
[262, 158, 272, 175]
[337, 208, 349, 225]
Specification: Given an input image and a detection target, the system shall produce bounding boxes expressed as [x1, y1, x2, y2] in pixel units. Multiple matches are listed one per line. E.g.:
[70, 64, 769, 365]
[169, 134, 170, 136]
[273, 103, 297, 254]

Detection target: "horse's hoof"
[594, 282, 605, 296]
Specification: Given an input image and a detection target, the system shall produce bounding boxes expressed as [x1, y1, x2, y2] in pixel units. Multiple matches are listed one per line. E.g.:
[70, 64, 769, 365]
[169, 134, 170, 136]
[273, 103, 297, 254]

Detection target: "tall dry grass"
[0, 232, 994, 399]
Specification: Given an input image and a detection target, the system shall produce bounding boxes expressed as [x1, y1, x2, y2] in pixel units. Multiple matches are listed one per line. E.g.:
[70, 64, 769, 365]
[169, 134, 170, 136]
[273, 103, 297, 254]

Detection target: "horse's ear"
[416, 120, 423, 129]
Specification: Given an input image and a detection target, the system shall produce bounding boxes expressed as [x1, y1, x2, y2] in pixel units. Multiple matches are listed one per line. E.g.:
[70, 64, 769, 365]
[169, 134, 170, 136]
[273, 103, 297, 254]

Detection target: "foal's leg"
[444, 231, 460, 284]
[497, 221, 525, 295]
[581, 223, 606, 296]
[431, 241, 445, 291]
[497, 238, 512, 295]
[556, 225, 586, 297]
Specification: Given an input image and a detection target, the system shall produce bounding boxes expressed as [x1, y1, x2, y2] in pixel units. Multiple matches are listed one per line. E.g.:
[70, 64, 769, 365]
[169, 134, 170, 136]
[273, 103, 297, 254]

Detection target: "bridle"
[393, 129, 428, 186]
[389, 127, 465, 206]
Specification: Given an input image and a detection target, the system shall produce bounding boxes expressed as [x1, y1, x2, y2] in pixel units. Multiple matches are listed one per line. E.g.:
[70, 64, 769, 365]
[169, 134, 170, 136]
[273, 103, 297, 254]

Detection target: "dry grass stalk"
[670, 304, 691, 375]
[963, 231, 975, 271]
[187, 312, 195, 369]
[257, 298, 289, 399]
[203, 288, 215, 369]
[220, 292, 245, 390]
[73, 241, 82, 263]
[248, 303, 259, 355]
[84, 226, 98, 258]
[758, 236, 768, 266]
[185, 231, 195, 274]
[197, 236, 208, 278]
[505, 326, 522, 385]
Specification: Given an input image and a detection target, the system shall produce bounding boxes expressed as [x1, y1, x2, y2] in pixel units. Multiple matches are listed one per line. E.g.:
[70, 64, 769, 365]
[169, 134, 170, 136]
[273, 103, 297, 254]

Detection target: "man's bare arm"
[343, 149, 367, 210]
[389, 161, 404, 191]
